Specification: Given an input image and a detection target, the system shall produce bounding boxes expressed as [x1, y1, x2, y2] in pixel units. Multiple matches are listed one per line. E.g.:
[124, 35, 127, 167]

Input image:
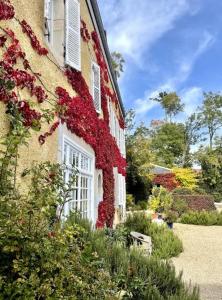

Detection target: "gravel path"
[172, 223, 222, 300]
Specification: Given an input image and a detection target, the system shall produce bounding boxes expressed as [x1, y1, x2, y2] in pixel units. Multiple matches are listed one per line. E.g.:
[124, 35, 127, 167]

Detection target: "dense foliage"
[124, 212, 183, 259]
[153, 173, 180, 191]
[180, 210, 222, 226]
[150, 122, 186, 167]
[173, 194, 216, 211]
[198, 147, 222, 202]
[149, 186, 173, 212]
[173, 168, 198, 189]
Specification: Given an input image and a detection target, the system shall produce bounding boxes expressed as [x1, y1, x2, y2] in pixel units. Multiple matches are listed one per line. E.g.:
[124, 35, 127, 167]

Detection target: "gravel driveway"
[172, 223, 222, 300]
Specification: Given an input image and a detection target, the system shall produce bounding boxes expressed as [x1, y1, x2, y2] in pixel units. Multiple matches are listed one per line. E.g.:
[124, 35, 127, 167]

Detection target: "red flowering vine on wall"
[0, 0, 126, 228]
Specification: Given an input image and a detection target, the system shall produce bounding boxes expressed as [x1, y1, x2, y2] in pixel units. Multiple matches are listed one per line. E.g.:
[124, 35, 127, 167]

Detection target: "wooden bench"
[130, 231, 152, 255]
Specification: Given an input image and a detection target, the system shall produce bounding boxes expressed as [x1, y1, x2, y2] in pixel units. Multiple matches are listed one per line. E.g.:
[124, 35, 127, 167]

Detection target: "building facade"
[0, 0, 126, 227]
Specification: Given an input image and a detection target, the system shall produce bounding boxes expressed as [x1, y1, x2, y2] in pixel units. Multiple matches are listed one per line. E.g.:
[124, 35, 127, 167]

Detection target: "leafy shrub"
[165, 210, 178, 223]
[211, 192, 222, 202]
[173, 194, 216, 211]
[137, 200, 148, 210]
[171, 198, 189, 217]
[180, 210, 222, 226]
[173, 187, 196, 195]
[124, 212, 183, 259]
[153, 173, 180, 191]
[172, 168, 198, 189]
[149, 186, 173, 213]
[90, 227, 198, 299]
[126, 193, 135, 209]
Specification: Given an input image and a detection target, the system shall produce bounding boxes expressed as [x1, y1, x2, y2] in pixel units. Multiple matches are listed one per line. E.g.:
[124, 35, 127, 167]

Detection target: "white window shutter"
[65, 0, 81, 71]
[118, 174, 123, 206]
[44, 0, 51, 19]
[44, 0, 52, 43]
[92, 62, 101, 112]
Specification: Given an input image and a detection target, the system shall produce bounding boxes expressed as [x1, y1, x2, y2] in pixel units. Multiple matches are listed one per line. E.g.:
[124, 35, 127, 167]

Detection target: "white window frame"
[62, 135, 95, 222]
[65, 0, 81, 71]
[44, 0, 53, 45]
[91, 61, 101, 113]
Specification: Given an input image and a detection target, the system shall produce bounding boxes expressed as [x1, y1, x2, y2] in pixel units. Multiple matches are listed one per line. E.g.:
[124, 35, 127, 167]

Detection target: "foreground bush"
[180, 210, 222, 226]
[0, 164, 116, 299]
[124, 212, 183, 259]
[90, 227, 198, 300]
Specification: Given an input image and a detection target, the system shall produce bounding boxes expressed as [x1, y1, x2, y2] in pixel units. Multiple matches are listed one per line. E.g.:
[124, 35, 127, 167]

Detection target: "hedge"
[173, 194, 216, 211]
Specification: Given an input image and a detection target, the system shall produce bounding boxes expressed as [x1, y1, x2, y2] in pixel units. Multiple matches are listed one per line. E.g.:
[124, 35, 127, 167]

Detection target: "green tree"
[151, 91, 184, 122]
[111, 51, 125, 78]
[182, 113, 202, 167]
[125, 110, 153, 202]
[198, 146, 222, 201]
[151, 122, 186, 167]
[198, 92, 222, 149]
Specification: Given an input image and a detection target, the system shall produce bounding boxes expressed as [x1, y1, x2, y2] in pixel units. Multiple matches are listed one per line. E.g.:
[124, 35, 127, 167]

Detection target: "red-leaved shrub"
[153, 173, 180, 191]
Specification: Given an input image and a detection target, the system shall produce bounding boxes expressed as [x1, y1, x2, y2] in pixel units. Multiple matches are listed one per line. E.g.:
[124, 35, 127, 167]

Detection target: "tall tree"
[198, 146, 222, 201]
[198, 92, 222, 149]
[151, 122, 186, 167]
[182, 113, 202, 167]
[151, 91, 184, 122]
[125, 110, 153, 202]
[111, 51, 125, 78]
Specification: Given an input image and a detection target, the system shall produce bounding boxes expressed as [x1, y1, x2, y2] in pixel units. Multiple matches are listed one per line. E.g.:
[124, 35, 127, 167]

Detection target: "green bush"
[173, 187, 195, 195]
[180, 210, 222, 226]
[89, 228, 198, 300]
[126, 193, 135, 209]
[124, 212, 183, 259]
[172, 198, 189, 217]
[149, 186, 173, 213]
[137, 200, 148, 210]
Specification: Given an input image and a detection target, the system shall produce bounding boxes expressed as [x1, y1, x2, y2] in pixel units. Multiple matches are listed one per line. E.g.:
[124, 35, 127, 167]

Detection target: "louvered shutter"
[44, 0, 51, 19]
[118, 174, 123, 205]
[65, 0, 81, 71]
[44, 0, 52, 43]
[92, 62, 101, 112]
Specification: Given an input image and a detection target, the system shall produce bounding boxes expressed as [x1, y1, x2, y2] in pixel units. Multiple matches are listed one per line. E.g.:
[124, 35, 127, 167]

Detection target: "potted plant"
[165, 210, 178, 229]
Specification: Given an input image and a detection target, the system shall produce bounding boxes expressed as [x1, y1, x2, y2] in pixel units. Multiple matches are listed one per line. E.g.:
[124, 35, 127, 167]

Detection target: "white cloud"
[98, 0, 201, 64]
[175, 31, 215, 84]
[180, 86, 203, 115]
[133, 30, 214, 117]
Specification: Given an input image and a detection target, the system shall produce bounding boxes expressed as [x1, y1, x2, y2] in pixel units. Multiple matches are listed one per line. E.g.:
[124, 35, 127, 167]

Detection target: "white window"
[44, 0, 53, 44]
[91, 62, 101, 112]
[115, 173, 126, 221]
[63, 140, 93, 219]
[65, 0, 81, 71]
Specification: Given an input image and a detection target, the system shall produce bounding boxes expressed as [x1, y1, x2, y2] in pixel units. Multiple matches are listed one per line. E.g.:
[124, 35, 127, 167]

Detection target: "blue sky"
[97, 0, 222, 125]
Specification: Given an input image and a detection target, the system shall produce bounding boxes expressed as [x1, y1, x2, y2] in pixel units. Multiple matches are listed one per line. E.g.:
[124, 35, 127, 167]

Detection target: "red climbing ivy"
[0, 0, 14, 20]
[20, 20, 48, 56]
[0, 0, 126, 228]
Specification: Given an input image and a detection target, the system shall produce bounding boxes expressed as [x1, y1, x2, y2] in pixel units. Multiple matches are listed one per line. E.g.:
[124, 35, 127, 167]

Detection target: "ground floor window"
[63, 139, 93, 219]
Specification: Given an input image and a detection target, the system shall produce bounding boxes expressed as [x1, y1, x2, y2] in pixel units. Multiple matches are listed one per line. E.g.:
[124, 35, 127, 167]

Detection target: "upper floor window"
[91, 62, 101, 113]
[44, 0, 81, 71]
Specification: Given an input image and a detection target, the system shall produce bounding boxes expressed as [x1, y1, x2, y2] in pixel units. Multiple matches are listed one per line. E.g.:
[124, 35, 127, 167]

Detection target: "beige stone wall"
[0, 0, 124, 223]
[0, 0, 120, 171]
